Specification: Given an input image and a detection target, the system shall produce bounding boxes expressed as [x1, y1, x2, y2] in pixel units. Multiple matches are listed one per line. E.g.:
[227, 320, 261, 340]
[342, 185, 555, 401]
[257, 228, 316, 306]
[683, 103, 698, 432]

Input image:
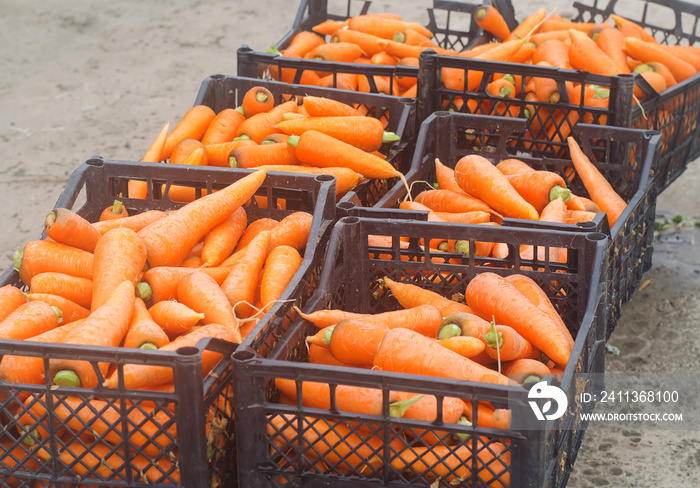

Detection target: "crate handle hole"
[586, 233, 607, 242]
[340, 216, 360, 225]
[337, 201, 356, 210]
[315, 174, 335, 183]
[176, 346, 200, 356]
[233, 349, 256, 361]
[577, 221, 597, 230]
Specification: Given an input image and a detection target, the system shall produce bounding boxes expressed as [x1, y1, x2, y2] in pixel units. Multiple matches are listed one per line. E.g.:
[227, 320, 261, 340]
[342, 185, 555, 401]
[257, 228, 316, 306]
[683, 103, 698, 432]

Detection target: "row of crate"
[2, 0, 698, 485]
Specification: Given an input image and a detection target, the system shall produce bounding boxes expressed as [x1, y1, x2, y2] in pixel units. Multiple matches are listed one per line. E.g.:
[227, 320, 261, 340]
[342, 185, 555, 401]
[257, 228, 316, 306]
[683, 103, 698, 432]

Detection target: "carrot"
[658, 45, 700, 71]
[201, 206, 247, 267]
[370, 51, 398, 65]
[90, 227, 147, 310]
[25, 293, 89, 324]
[567, 137, 626, 226]
[495, 158, 534, 175]
[257, 245, 302, 314]
[506, 7, 546, 41]
[328, 319, 390, 366]
[566, 209, 597, 224]
[331, 29, 387, 57]
[148, 300, 205, 336]
[30, 272, 92, 309]
[454, 154, 539, 220]
[594, 27, 630, 74]
[568, 33, 621, 76]
[15, 240, 94, 284]
[201, 108, 246, 146]
[99, 200, 129, 221]
[277, 116, 397, 153]
[624, 38, 696, 82]
[287, 130, 402, 180]
[123, 297, 170, 350]
[475, 5, 511, 41]
[221, 229, 271, 318]
[161, 105, 216, 160]
[103, 323, 235, 389]
[310, 19, 348, 35]
[285, 30, 325, 56]
[232, 218, 279, 254]
[611, 14, 657, 43]
[348, 15, 433, 40]
[308, 42, 362, 62]
[317, 72, 359, 91]
[92, 209, 167, 235]
[504, 274, 574, 349]
[530, 30, 570, 46]
[465, 272, 573, 366]
[302, 96, 364, 117]
[241, 86, 274, 118]
[181, 256, 203, 268]
[255, 165, 362, 198]
[635, 62, 677, 88]
[382, 39, 430, 59]
[374, 327, 513, 385]
[393, 391, 466, 444]
[505, 170, 569, 213]
[50, 280, 134, 388]
[137, 266, 233, 304]
[308, 342, 348, 366]
[0, 300, 61, 341]
[0, 438, 40, 482]
[567, 193, 600, 212]
[633, 68, 669, 98]
[503, 358, 553, 383]
[533, 39, 572, 69]
[129, 122, 170, 198]
[0, 284, 27, 322]
[267, 211, 313, 252]
[383, 277, 472, 317]
[236, 100, 297, 143]
[137, 169, 267, 267]
[168, 139, 208, 166]
[229, 142, 300, 169]
[414, 189, 494, 214]
[45, 208, 102, 252]
[204, 139, 256, 167]
[438, 335, 486, 358]
[541, 18, 594, 33]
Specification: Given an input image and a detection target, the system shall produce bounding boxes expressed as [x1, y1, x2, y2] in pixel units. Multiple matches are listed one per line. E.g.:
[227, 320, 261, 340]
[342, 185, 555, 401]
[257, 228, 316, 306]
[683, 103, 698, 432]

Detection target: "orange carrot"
[92, 209, 167, 235]
[437, 335, 486, 358]
[130, 122, 170, 198]
[566, 209, 598, 224]
[99, 200, 129, 221]
[308, 342, 348, 366]
[331, 29, 387, 57]
[504, 358, 553, 383]
[137, 266, 233, 304]
[45, 208, 101, 252]
[137, 169, 267, 267]
[383, 277, 472, 317]
[302, 96, 364, 117]
[285, 30, 326, 57]
[236, 100, 297, 143]
[267, 212, 313, 252]
[634, 62, 677, 88]
[0, 300, 61, 341]
[221, 229, 271, 318]
[594, 27, 630, 74]
[256, 245, 303, 315]
[103, 323, 235, 389]
[123, 297, 170, 350]
[255, 165, 362, 198]
[567, 193, 600, 212]
[204, 139, 257, 167]
[169, 139, 208, 166]
[276, 116, 394, 153]
[308, 42, 362, 62]
[496, 158, 535, 175]
[633, 70, 668, 98]
[567, 137, 626, 226]
[465, 272, 572, 366]
[232, 218, 279, 254]
[201, 206, 247, 267]
[317, 72, 359, 91]
[15, 240, 94, 284]
[505, 170, 569, 213]
[148, 300, 205, 336]
[611, 14, 657, 43]
[241, 86, 274, 118]
[506, 7, 546, 41]
[533, 39, 572, 69]
[568, 34, 621, 76]
[287, 130, 402, 180]
[30, 272, 92, 309]
[229, 143, 300, 169]
[415, 189, 494, 215]
[393, 391, 469, 444]
[623, 38, 696, 82]
[50, 280, 135, 388]
[348, 15, 433, 40]
[328, 319, 390, 366]
[91, 227, 147, 310]
[475, 5, 511, 41]
[0, 284, 27, 322]
[25, 293, 89, 324]
[201, 108, 246, 146]
[177, 271, 241, 342]
[374, 327, 512, 385]
[454, 154, 539, 220]
[162, 105, 216, 160]
[541, 18, 594, 33]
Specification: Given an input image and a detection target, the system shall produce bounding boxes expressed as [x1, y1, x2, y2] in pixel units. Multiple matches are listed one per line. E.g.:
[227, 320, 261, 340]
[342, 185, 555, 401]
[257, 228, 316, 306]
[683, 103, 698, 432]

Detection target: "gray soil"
[1, 0, 698, 486]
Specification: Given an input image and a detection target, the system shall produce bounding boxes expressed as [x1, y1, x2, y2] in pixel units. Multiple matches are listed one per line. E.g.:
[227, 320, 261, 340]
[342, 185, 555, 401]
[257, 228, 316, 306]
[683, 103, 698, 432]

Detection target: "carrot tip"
[382, 131, 400, 144]
[53, 370, 81, 388]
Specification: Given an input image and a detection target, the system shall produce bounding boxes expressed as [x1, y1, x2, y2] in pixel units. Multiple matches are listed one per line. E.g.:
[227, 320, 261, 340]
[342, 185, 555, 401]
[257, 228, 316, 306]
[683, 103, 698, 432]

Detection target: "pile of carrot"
[401, 136, 624, 262]
[269, 271, 572, 484]
[0, 169, 321, 482]
[134, 86, 407, 202]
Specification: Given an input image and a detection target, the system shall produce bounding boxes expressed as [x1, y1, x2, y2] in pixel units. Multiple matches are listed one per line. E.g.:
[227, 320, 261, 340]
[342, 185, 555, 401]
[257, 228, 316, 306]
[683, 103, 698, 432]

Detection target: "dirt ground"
[1, 0, 698, 486]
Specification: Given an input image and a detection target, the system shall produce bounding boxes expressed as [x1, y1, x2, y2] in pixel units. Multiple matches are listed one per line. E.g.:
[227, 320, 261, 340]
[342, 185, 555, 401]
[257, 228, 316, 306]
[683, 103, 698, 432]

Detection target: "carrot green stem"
[476, 7, 488, 19]
[235, 106, 246, 116]
[267, 45, 282, 56]
[52, 306, 63, 324]
[498, 85, 514, 97]
[483, 321, 503, 349]
[261, 140, 275, 145]
[21, 425, 41, 447]
[135, 282, 153, 302]
[392, 31, 407, 43]
[322, 325, 335, 346]
[389, 393, 425, 417]
[382, 131, 400, 144]
[45, 211, 56, 228]
[255, 91, 269, 104]
[502, 74, 516, 85]
[593, 87, 610, 100]
[331, 34, 340, 43]
[53, 370, 81, 388]
[230, 156, 239, 168]
[549, 185, 571, 203]
[139, 342, 158, 350]
[112, 200, 123, 215]
[13, 246, 23, 272]
[523, 374, 543, 385]
[438, 241, 449, 252]
[454, 240, 470, 256]
[287, 135, 300, 148]
[453, 416, 473, 442]
[592, 32, 599, 41]
[233, 134, 251, 142]
[438, 323, 462, 340]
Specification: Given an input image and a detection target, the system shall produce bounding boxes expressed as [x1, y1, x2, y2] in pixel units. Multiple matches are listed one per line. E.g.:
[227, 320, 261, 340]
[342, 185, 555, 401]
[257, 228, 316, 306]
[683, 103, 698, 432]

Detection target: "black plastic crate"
[572, 0, 700, 191]
[372, 111, 660, 338]
[233, 216, 608, 488]
[194, 74, 416, 208]
[0, 157, 336, 487]
[236, 0, 518, 96]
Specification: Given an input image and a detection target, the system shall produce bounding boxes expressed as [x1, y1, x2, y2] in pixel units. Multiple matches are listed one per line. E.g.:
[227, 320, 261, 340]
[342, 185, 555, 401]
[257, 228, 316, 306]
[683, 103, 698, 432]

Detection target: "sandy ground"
[1, 0, 699, 486]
